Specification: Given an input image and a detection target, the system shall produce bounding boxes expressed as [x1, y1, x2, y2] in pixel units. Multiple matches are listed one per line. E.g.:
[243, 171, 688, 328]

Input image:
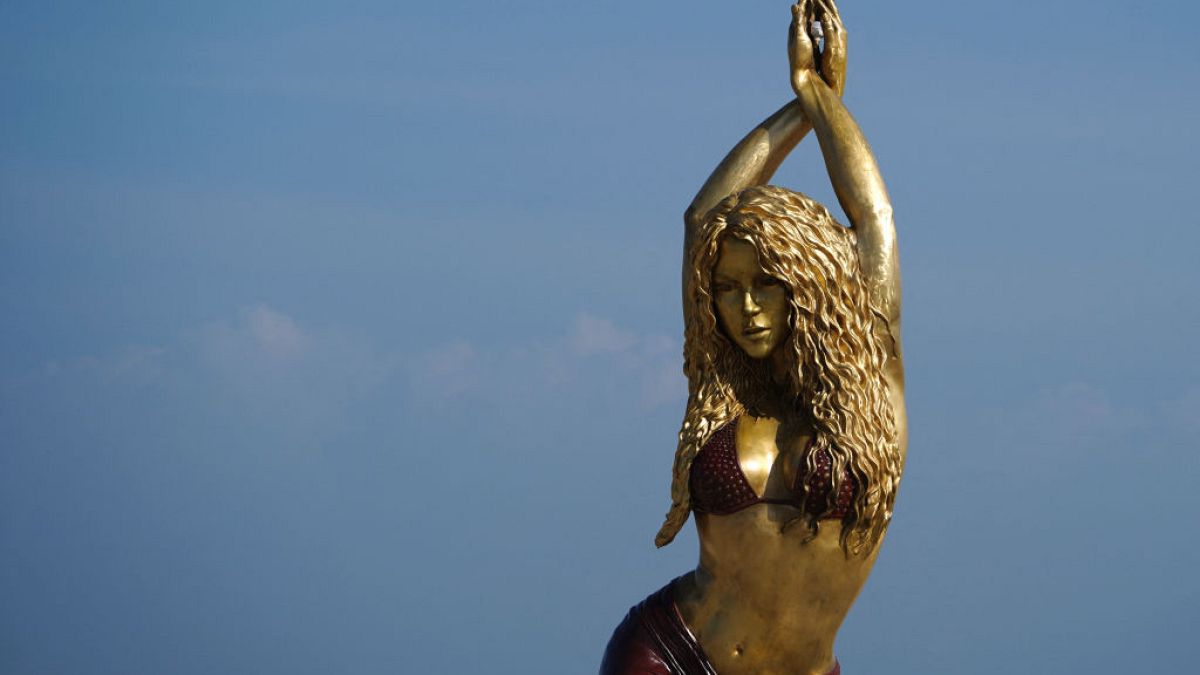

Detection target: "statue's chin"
[736, 343, 776, 361]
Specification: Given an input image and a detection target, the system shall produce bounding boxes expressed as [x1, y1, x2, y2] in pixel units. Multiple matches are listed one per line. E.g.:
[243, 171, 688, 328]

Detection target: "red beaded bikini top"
[689, 418, 856, 518]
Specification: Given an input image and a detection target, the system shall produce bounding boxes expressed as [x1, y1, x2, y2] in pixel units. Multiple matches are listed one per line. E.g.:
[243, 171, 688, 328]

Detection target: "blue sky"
[2, 1, 1198, 673]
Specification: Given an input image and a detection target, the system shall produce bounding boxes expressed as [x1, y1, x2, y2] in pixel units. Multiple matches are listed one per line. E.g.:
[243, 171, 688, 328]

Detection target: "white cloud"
[243, 305, 309, 360]
[67, 345, 168, 383]
[1021, 382, 1147, 444]
[403, 313, 685, 414]
[198, 304, 310, 369]
[1032, 382, 1120, 428]
[971, 381, 1149, 461]
[563, 314, 685, 410]
[570, 313, 637, 356]
[180, 304, 405, 440]
[12, 307, 686, 446]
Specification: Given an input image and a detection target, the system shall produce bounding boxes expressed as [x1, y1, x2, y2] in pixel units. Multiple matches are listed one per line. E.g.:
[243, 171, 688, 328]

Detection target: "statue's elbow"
[870, 203, 894, 227]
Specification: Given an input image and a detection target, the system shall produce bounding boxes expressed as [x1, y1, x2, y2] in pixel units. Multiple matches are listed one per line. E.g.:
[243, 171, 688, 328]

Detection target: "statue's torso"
[674, 410, 901, 675]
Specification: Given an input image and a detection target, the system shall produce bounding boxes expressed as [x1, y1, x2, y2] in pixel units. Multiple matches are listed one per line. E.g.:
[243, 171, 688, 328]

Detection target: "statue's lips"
[743, 326, 770, 338]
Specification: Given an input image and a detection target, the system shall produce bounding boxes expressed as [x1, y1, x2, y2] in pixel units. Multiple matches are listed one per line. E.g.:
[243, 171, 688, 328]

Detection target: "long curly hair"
[655, 185, 901, 555]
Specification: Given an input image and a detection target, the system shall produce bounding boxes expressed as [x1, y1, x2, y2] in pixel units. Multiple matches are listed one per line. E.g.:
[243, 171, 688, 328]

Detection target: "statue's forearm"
[794, 74, 899, 322]
[684, 99, 812, 234]
[794, 75, 890, 233]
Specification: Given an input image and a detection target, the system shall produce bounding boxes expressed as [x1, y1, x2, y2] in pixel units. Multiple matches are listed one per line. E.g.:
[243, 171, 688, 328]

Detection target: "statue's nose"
[742, 291, 762, 315]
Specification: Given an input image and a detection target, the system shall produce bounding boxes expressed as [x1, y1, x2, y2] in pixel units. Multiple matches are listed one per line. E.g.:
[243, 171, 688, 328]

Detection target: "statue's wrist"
[791, 69, 817, 97]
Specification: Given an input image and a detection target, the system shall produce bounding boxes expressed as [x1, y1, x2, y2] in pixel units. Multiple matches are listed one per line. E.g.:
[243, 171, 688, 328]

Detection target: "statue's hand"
[789, 1, 817, 95]
[816, 0, 846, 97]
[790, 0, 847, 97]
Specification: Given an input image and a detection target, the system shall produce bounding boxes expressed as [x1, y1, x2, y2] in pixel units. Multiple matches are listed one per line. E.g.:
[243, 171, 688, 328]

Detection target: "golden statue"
[600, 2, 906, 673]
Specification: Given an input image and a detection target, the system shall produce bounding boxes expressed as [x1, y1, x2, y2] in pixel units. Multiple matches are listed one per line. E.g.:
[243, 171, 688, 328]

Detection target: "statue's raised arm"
[791, 0, 901, 340]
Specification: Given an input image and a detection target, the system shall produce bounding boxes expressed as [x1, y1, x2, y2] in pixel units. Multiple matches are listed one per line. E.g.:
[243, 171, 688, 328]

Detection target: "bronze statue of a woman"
[600, 1, 906, 673]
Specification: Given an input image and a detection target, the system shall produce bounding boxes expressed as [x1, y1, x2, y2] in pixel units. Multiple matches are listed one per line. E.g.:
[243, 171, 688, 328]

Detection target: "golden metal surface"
[647, 2, 908, 672]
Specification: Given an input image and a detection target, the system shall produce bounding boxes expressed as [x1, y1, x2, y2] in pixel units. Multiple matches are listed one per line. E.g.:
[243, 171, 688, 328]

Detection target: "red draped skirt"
[599, 578, 840, 675]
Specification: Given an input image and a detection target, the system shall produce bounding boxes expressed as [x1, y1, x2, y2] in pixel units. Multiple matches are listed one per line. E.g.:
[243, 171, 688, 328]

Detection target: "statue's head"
[656, 185, 900, 553]
[711, 236, 791, 360]
[684, 185, 870, 402]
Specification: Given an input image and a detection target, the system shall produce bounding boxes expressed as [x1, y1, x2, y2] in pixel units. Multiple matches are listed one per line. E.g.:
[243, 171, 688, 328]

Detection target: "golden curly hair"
[655, 185, 901, 555]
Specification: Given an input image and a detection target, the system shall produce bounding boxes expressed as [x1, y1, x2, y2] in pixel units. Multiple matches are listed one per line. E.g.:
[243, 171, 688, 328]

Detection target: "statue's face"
[712, 237, 790, 360]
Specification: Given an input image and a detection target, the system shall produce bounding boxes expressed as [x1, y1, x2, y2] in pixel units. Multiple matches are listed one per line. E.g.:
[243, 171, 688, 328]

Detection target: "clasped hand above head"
[790, 0, 846, 97]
